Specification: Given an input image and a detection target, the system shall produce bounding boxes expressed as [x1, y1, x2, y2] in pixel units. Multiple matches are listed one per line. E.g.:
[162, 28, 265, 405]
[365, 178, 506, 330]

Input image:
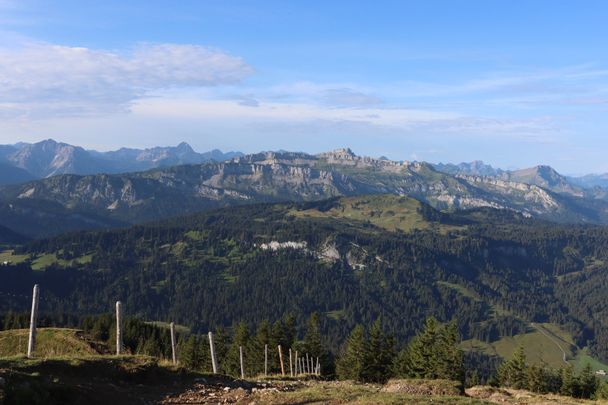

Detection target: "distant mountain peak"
[0, 139, 244, 183]
[175, 141, 194, 152]
[317, 148, 357, 161]
[433, 160, 503, 177]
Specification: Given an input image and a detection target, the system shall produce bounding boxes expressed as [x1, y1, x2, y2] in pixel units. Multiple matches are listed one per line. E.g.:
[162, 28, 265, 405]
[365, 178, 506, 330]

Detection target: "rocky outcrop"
[3, 147, 608, 238]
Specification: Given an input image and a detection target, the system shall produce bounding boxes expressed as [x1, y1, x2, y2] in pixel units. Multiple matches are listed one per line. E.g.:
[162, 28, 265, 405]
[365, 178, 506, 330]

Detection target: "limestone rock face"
[2, 147, 608, 238]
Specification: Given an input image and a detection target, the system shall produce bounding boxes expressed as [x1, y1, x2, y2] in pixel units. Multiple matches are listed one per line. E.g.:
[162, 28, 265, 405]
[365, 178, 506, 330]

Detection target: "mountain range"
[3, 145, 608, 239]
[0, 139, 243, 184]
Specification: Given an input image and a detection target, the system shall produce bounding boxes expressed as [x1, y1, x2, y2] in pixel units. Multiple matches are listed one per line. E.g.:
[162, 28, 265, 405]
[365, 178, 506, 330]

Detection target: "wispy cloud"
[0, 42, 253, 117]
[321, 88, 382, 107]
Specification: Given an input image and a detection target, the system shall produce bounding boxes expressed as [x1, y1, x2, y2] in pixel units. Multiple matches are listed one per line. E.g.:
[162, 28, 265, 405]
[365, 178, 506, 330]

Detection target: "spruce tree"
[336, 324, 366, 380]
[180, 335, 203, 370]
[527, 364, 547, 393]
[596, 381, 608, 399]
[560, 364, 578, 397]
[225, 322, 250, 377]
[392, 346, 412, 378]
[578, 363, 598, 399]
[250, 319, 271, 376]
[303, 312, 323, 358]
[404, 317, 440, 379]
[213, 327, 230, 373]
[498, 346, 527, 389]
[436, 321, 464, 383]
[270, 320, 286, 373]
[361, 319, 395, 383]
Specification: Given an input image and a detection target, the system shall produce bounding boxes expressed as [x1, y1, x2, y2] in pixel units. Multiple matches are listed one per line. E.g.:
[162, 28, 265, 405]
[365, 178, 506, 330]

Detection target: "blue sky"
[1, 1, 608, 173]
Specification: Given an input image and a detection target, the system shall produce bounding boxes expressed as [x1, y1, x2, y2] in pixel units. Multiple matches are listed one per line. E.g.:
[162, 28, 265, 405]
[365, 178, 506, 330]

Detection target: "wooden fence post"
[115, 301, 123, 355]
[295, 351, 299, 375]
[27, 284, 39, 358]
[316, 357, 320, 376]
[278, 345, 285, 376]
[264, 344, 268, 376]
[289, 348, 293, 377]
[208, 332, 219, 374]
[170, 322, 177, 365]
[305, 353, 309, 374]
[240, 345, 245, 379]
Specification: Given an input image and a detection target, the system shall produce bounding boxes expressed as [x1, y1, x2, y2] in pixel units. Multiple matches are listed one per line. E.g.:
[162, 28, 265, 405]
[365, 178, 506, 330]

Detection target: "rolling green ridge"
[2, 195, 608, 369]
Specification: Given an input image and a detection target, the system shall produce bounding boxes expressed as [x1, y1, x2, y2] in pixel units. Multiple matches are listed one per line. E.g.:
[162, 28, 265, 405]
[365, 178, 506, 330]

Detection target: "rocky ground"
[1, 357, 607, 405]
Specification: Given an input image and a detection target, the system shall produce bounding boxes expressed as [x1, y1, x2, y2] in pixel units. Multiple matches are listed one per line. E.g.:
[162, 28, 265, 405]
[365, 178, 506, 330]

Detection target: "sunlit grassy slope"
[290, 195, 463, 233]
[0, 328, 102, 358]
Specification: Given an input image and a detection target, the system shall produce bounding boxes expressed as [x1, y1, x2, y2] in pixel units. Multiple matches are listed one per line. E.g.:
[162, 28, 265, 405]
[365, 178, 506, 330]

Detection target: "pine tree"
[436, 321, 464, 383]
[250, 319, 271, 376]
[361, 319, 395, 383]
[468, 370, 480, 388]
[270, 320, 287, 373]
[303, 312, 331, 374]
[283, 314, 297, 349]
[527, 364, 547, 393]
[392, 346, 412, 378]
[303, 312, 323, 358]
[180, 335, 203, 370]
[336, 325, 366, 380]
[596, 381, 608, 399]
[578, 363, 598, 399]
[404, 317, 440, 379]
[560, 364, 578, 397]
[213, 327, 230, 373]
[225, 322, 250, 377]
[498, 346, 527, 389]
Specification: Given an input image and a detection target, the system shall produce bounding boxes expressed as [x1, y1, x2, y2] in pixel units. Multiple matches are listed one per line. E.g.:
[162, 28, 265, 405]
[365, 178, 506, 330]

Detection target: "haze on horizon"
[1, 0, 608, 174]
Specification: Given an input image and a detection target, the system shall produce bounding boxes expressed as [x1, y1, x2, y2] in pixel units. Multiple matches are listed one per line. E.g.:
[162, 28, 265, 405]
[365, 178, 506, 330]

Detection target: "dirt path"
[530, 323, 568, 363]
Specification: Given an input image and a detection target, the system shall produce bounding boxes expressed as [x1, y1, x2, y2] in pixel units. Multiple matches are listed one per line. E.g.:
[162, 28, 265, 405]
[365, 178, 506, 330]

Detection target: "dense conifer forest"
[3, 195, 608, 379]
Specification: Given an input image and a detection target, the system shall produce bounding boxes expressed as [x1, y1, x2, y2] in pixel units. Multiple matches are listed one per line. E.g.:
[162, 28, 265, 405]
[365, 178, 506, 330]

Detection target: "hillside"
[0, 328, 103, 357]
[2, 195, 608, 366]
[3, 148, 608, 238]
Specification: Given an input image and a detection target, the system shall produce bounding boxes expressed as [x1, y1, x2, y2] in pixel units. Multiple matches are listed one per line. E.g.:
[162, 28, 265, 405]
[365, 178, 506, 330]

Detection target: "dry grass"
[0, 328, 102, 358]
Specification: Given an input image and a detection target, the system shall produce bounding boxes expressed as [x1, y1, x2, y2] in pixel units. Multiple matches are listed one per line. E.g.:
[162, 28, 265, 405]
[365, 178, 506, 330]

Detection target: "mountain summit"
[2, 147, 607, 238]
[0, 139, 243, 185]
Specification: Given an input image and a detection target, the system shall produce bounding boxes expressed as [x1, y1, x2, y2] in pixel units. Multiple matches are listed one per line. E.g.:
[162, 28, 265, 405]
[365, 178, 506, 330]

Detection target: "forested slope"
[2, 195, 608, 362]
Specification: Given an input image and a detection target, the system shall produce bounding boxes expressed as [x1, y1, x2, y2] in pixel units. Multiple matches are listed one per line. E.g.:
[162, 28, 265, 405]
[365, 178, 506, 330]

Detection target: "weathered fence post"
[27, 284, 39, 358]
[289, 348, 293, 377]
[239, 346, 245, 379]
[170, 322, 177, 365]
[316, 357, 320, 376]
[305, 353, 309, 374]
[295, 351, 299, 375]
[264, 344, 268, 376]
[208, 332, 219, 374]
[115, 301, 123, 355]
[278, 345, 285, 376]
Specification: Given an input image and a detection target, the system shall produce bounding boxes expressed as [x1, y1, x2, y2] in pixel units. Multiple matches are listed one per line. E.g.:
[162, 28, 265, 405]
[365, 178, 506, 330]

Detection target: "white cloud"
[132, 97, 458, 126]
[322, 88, 381, 107]
[0, 42, 253, 117]
[129, 96, 557, 141]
